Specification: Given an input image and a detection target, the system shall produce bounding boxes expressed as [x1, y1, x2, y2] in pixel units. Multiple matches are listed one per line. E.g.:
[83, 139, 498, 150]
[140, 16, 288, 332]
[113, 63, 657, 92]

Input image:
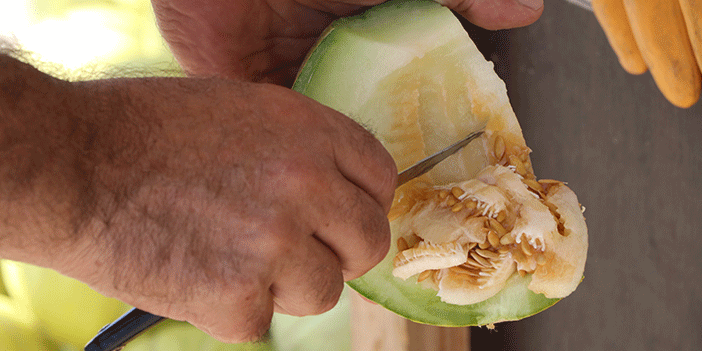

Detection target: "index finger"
[320, 105, 398, 214]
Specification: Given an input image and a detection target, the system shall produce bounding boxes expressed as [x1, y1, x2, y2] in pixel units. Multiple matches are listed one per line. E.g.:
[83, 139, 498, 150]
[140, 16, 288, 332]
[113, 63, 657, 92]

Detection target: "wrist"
[0, 55, 100, 269]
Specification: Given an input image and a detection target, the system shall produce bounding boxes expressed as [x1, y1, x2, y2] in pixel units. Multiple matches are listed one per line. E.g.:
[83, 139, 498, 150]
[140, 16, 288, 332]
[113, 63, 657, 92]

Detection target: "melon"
[293, 0, 588, 326]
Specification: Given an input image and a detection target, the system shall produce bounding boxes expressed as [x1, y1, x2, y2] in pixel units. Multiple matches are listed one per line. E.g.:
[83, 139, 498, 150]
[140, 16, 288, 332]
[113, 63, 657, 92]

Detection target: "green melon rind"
[347, 248, 559, 326]
[293, 0, 562, 326]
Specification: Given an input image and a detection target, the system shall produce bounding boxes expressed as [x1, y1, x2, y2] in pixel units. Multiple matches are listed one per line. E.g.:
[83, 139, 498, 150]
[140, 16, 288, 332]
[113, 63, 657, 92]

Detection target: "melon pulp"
[293, 0, 588, 326]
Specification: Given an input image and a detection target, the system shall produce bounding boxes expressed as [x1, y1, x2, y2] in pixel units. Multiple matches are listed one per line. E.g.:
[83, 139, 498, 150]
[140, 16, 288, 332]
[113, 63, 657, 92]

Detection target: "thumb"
[438, 0, 544, 30]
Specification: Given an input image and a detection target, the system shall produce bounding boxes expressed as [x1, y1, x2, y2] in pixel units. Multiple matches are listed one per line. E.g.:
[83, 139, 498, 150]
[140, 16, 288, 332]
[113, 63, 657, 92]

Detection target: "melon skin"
[293, 0, 587, 326]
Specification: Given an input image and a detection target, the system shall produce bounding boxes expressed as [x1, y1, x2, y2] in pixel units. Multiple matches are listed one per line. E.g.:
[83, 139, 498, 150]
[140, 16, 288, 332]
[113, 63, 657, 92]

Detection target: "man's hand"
[1, 58, 397, 343]
[151, 0, 543, 85]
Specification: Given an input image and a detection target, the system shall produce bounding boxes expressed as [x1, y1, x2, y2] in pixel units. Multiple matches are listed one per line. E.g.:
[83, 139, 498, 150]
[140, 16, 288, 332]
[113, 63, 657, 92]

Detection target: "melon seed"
[489, 218, 507, 236]
[397, 237, 409, 251]
[521, 240, 534, 256]
[446, 197, 457, 207]
[417, 270, 433, 282]
[509, 155, 527, 176]
[493, 136, 506, 161]
[500, 234, 515, 245]
[470, 252, 491, 267]
[451, 186, 465, 199]
[487, 231, 501, 247]
[476, 249, 499, 259]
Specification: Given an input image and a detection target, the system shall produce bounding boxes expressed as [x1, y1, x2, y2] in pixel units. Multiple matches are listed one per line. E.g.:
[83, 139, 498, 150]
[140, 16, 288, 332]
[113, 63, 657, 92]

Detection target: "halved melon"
[293, 0, 588, 326]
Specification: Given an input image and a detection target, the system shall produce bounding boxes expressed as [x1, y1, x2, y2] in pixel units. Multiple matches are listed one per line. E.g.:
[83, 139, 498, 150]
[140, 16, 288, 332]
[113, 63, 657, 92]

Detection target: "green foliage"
[28, 0, 181, 77]
[0, 313, 53, 351]
[0, 269, 7, 297]
[15, 262, 130, 350]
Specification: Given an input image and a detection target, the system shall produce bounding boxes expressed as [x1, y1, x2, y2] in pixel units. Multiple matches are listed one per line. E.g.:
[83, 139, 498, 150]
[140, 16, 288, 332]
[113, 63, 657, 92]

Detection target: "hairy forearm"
[0, 53, 102, 267]
[0, 53, 232, 277]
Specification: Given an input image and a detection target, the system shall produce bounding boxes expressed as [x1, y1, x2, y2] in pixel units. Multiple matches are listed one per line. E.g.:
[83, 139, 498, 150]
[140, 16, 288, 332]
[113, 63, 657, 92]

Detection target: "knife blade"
[396, 130, 484, 187]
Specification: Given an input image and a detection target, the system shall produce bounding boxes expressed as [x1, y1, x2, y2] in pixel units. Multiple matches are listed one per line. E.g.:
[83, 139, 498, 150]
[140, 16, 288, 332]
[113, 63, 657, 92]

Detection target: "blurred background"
[0, 0, 180, 79]
[1, 0, 701, 350]
[0, 0, 178, 76]
[466, 1, 702, 350]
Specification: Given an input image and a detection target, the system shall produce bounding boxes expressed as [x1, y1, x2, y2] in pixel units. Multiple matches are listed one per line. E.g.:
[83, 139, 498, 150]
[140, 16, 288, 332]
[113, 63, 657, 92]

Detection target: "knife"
[84, 308, 164, 351]
[396, 130, 484, 187]
[84, 129, 484, 351]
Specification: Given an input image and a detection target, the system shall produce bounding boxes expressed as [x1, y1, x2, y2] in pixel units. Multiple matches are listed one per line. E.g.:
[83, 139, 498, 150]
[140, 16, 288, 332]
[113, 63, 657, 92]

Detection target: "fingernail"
[516, 0, 543, 10]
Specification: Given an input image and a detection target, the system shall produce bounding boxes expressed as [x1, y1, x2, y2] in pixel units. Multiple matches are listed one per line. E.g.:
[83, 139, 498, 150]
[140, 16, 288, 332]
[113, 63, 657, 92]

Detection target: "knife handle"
[84, 308, 165, 351]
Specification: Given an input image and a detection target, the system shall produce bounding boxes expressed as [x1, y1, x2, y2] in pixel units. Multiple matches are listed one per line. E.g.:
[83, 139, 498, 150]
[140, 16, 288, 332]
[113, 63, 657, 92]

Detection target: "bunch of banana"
[593, 0, 702, 108]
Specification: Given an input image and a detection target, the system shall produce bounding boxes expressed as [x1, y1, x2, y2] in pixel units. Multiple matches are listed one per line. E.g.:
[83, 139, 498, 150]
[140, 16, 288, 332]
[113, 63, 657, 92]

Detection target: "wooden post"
[350, 292, 469, 351]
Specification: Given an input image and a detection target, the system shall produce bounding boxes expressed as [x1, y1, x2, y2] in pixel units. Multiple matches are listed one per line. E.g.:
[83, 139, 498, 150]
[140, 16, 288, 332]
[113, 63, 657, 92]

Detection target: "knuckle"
[356, 191, 391, 252]
[330, 186, 391, 280]
[234, 320, 271, 344]
[267, 157, 324, 196]
[308, 275, 344, 315]
[257, 213, 299, 257]
[312, 294, 341, 315]
[378, 154, 398, 207]
[350, 124, 398, 209]
[212, 320, 271, 344]
[200, 291, 273, 344]
[364, 138, 398, 208]
[345, 198, 391, 280]
[360, 206, 392, 269]
[367, 214, 392, 265]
